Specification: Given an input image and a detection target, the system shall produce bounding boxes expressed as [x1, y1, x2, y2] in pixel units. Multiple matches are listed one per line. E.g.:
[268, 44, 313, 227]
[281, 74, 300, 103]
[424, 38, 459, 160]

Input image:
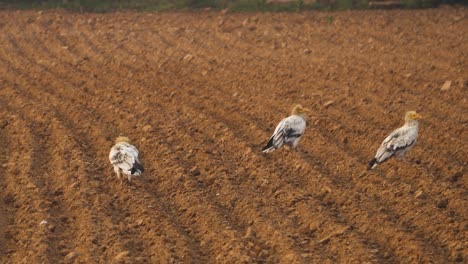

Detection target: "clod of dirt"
[142, 125, 153, 133]
[0, 120, 8, 129]
[308, 221, 320, 233]
[456, 78, 466, 88]
[248, 25, 257, 31]
[64, 252, 79, 263]
[318, 225, 350, 244]
[441, 81, 452, 91]
[243, 226, 256, 239]
[47, 223, 56, 232]
[453, 252, 464, 262]
[436, 198, 449, 209]
[189, 166, 201, 176]
[258, 250, 270, 260]
[183, 54, 194, 62]
[342, 137, 348, 144]
[304, 49, 312, 54]
[184, 179, 198, 189]
[449, 171, 463, 183]
[414, 190, 425, 199]
[2, 193, 14, 204]
[175, 172, 185, 182]
[323, 100, 335, 108]
[136, 219, 144, 226]
[52, 189, 64, 196]
[242, 18, 249, 27]
[69, 182, 80, 189]
[115, 251, 130, 262]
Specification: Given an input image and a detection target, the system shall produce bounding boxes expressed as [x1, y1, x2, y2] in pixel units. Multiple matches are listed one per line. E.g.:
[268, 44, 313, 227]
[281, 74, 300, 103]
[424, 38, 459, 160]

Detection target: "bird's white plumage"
[370, 121, 419, 169]
[109, 142, 143, 181]
[263, 114, 307, 153]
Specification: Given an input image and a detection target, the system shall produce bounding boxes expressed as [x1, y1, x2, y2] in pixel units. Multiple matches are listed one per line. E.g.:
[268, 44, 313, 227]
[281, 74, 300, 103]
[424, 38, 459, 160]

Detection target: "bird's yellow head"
[405, 111, 422, 122]
[115, 136, 131, 144]
[291, 104, 310, 115]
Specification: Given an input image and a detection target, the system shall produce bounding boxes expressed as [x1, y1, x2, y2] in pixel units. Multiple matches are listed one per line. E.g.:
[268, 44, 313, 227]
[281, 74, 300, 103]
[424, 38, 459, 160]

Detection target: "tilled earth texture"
[0, 7, 467, 264]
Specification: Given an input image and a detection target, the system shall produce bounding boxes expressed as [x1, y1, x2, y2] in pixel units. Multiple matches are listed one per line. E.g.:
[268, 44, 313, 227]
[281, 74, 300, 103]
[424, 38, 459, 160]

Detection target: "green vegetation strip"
[0, 0, 462, 12]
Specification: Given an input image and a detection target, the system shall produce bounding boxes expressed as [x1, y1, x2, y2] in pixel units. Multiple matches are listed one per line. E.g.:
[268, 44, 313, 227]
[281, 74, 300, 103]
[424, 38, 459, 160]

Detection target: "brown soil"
[0, 7, 466, 263]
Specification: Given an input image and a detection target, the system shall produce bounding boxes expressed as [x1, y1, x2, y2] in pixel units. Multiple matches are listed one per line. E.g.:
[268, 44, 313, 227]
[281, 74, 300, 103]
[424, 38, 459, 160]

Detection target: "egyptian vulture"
[109, 136, 144, 182]
[368, 111, 422, 170]
[262, 104, 310, 153]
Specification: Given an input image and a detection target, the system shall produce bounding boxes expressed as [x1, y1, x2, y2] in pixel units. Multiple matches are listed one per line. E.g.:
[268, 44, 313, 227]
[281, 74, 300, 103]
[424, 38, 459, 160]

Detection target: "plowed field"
[0, 7, 467, 263]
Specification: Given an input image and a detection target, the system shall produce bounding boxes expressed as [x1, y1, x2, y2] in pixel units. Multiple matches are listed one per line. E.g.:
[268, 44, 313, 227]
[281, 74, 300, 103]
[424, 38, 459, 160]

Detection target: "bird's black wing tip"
[368, 158, 377, 170]
[131, 161, 144, 174]
[262, 137, 274, 151]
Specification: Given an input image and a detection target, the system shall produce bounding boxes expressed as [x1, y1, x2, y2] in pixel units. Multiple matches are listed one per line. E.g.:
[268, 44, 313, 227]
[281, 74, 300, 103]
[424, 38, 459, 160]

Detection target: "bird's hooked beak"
[303, 108, 311, 113]
[415, 113, 423, 119]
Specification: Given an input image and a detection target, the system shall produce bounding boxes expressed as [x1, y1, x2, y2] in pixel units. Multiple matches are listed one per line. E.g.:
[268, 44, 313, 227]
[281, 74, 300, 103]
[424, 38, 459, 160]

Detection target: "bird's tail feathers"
[368, 158, 378, 170]
[262, 137, 275, 153]
[262, 147, 275, 154]
[130, 161, 144, 175]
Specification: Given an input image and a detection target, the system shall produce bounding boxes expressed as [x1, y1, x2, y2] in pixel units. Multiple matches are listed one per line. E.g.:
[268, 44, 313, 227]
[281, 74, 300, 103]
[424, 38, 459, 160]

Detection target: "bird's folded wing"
[273, 116, 306, 143]
[383, 127, 416, 151]
[271, 119, 286, 143]
[110, 145, 139, 172]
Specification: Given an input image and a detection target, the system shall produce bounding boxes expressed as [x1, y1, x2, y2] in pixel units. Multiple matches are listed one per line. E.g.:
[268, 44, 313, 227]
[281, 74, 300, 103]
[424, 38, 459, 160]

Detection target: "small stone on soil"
[441, 80, 451, 91]
[0, 120, 8, 129]
[189, 166, 201, 176]
[436, 198, 449, 209]
[142, 125, 153, 132]
[449, 171, 463, 182]
[183, 54, 194, 62]
[115, 251, 130, 261]
[323, 100, 335, 108]
[414, 190, 425, 199]
[244, 226, 256, 238]
[64, 252, 79, 263]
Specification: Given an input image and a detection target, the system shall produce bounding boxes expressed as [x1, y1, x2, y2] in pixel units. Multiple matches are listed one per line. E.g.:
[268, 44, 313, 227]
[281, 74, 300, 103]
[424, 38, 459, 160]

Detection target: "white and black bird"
[368, 111, 422, 170]
[262, 104, 310, 153]
[109, 136, 144, 182]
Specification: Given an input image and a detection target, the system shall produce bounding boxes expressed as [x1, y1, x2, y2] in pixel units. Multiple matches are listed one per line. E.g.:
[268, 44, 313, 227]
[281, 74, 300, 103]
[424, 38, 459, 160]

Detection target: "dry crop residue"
[0, 7, 466, 263]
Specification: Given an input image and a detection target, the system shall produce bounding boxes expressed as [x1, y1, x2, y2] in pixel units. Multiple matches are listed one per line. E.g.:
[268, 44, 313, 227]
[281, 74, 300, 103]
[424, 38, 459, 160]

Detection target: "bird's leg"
[116, 169, 121, 181]
[117, 170, 125, 185]
[395, 151, 405, 161]
[291, 145, 298, 152]
[291, 138, 301, 150]
[399, 153, 409, 163]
